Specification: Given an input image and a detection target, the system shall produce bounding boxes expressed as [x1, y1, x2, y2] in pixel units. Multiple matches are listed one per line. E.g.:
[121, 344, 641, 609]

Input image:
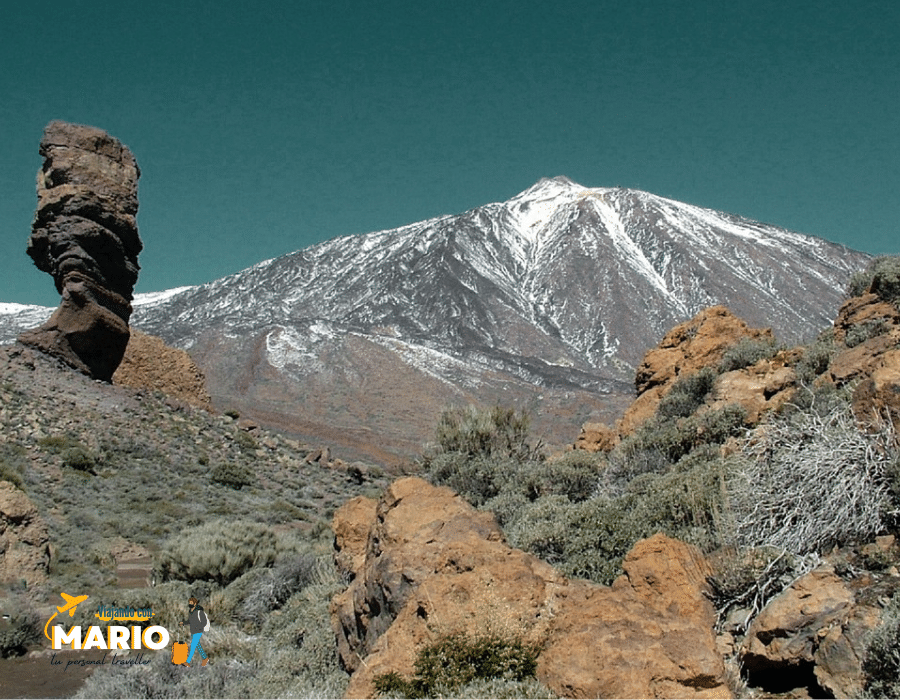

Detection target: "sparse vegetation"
[717, 336, 781, 373]
[727, 403, 895, 554]
[846, 255, 900, 304]
[862, 596, 900, 699]
[0, 347, 393, 698]
[373, 630, 542, 699]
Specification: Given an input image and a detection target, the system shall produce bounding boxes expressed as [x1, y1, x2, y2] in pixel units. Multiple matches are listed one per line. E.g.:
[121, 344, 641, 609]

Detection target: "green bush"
[863, 597, 900, 698]
[847, 255, 900, 304]
[431, 405, 536, 462]
[211, 461, 254, 490]
[844, 319, 890, 348]
[156, 518, 277, 586]
[718, 337, 781, 373]
[517, 451, 605, 503]
[63, 446, 99, 474]
[373, 630, 540, 698]
[656, 367, 717, 419]
[427, 453, 522, 507]
[791, 332, 836, 385]
[0, 601, 40, 657]
[0, 444, 27, 489]
[614, 404, 746, 468]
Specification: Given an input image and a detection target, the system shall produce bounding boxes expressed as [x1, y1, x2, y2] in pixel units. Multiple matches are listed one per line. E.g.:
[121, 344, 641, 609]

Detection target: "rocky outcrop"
[331, 477, 729, 699]
[740, 561, 889, 698]
[112, 330, 212, 410]
[704, 349, 799, 424]
[18, 121, 142, 381]
[575, 306, 776, 449]
[0, 481, 50, 587]
[829, 292, 900, 428]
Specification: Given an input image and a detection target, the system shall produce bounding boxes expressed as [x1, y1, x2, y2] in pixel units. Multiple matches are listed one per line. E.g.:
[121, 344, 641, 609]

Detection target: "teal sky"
[2, 0, 898, 306]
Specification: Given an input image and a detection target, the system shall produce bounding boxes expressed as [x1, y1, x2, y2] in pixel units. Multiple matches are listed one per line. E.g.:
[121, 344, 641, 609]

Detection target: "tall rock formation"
[18, 121, 142, 381]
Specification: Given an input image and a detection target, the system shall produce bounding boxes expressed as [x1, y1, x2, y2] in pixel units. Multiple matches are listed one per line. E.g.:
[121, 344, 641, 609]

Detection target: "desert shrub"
[451, 676, 556, 699]
[847, 255, 900, 304]
[427, 453, 522, 507]
[718, 336, 781, 373]
[210, 461, 254, 490]
[74, 647, 261, 699]
[727, 403, 896, 555]
[373, 630, 540, 698]
[506, 495, 573, 566]
[552, 495, 650, 584]
[233, 430, 258, 451]
[791, 332, 836, 385]
[613, 404, 746, 469]
[517, 450, 605, 503]
[862, 596, 900, 698]
[431, 405, 537, 462]
[482, 487, 531, 527]
[706, 548, 819, 634]
[624, 444, 731, 553]
[156, 518, 277, 586]
[656, 367, 717, 419]
[507, 444, 737, 584]
[236, 551, 320, 626]
[0, 600, 40, 657]
[0, 444, 27, 489]
[62, 446, 99, 474]
[844, 319, 891, 348]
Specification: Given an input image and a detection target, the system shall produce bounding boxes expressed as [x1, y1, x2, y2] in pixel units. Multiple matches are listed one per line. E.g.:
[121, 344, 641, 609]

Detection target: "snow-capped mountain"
[1, 177, 870, 462]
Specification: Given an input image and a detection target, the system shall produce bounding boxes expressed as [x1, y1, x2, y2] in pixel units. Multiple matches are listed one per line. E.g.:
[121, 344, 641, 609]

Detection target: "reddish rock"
[705, 352, 798, 424]
[573, 421, 618, 452]
[607, 306, 774, 439]
[741, 563, 883, 698]
[332, 478, 729, 699]
[18, 121, 142, 381]
[0, 481, 50, 587]
[112, 330, 212, 409]
[828, 292, 900, 428]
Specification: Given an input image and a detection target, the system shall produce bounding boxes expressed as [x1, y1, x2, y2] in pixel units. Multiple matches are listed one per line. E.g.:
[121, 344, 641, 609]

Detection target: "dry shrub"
[727, 404, 896, 555]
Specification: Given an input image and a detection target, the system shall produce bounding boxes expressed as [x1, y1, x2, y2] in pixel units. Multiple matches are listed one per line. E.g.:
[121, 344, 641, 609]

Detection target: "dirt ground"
[0, 650, 98, 699]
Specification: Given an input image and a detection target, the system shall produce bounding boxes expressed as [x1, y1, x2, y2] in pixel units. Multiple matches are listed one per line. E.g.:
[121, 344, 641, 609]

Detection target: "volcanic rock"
[741, 563, 883, 698]
[18, 121, 142, 381]
[829, 292, 900, 428]
[0, 481, 50, 588]
[331, 477, 728, 699]
[575, 306, 775, 448]
[112, 330, 212, 410]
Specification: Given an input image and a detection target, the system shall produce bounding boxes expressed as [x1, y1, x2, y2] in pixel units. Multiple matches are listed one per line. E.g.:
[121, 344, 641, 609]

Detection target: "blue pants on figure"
[186, 632, 207, 664]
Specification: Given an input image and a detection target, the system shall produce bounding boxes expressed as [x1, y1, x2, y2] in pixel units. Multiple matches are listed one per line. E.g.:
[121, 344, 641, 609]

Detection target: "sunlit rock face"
[18, 120, 142, 380]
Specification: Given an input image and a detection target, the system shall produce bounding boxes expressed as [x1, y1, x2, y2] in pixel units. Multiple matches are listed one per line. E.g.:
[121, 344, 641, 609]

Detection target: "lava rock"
[18, 121, 142, 381]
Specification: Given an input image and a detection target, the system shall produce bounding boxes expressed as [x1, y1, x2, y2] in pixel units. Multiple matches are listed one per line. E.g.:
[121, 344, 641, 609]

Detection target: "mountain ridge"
[1, 177, 871, 462]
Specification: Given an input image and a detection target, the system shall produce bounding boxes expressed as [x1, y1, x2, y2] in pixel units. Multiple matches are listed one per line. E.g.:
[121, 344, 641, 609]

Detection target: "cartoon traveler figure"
[180, 595, 210, 666]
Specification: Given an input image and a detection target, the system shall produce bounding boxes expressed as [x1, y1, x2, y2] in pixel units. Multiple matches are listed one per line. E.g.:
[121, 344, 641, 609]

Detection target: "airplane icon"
[56, 593, 88, 617]
[44, 592, 89, 641]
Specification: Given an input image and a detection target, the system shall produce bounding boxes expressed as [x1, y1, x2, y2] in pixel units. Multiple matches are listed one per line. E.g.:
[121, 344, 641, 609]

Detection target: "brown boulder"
[705, 353, 797, 424]
[572, 421, 618, 452]
[609, 306, 774, 439]
[0, 481, 50, 587]
[18, 121, 142, 381]
[332, 478, 729, 699]
[828, 292, 900, 428]
[741, 563, 882, 698]
[112, 330, 212, 409]
[540, 534, 728, 699]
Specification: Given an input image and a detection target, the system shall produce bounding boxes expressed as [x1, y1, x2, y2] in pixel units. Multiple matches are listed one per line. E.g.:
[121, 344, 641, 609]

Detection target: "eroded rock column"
[18, 120, 142, 380]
